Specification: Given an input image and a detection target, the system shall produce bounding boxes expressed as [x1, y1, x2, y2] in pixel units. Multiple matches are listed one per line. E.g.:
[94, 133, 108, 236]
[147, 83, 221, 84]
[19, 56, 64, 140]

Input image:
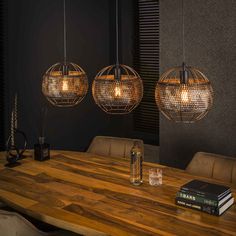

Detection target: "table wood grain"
[0, 150, 235, 236]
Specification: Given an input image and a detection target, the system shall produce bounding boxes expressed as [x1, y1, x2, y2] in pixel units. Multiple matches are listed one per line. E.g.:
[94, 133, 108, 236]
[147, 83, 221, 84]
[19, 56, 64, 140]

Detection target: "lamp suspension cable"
[155, 0, 213, 123]
[182, 0, 185, 63]
[42, 0, 88, 107]
[63, 0, 67, 64]
[91, 0, 143, 114]
[115, 0, 119, 66]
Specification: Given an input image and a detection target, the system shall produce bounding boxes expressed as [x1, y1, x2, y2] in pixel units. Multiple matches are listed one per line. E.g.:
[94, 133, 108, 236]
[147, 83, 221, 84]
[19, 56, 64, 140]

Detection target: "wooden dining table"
[0, 150, 235, 236]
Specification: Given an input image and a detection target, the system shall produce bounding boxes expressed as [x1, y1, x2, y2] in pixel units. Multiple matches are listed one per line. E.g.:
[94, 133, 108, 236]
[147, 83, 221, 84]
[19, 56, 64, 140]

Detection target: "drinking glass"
[149, 168, 162, 186]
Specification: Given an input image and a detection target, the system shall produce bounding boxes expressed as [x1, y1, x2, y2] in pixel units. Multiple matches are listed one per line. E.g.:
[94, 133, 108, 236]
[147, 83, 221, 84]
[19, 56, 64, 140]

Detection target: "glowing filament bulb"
[114, 83, 121, 98]
[62, 79, 69, 91]
[180, 85, 190, 104]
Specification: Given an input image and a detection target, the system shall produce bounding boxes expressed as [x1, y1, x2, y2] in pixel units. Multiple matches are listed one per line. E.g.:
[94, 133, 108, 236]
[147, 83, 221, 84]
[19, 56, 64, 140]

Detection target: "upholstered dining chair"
[0, 209, 49, 236]
[186, 152, 236, 184]
[87, 136, 144, 159]
[0, 209, 80, 236]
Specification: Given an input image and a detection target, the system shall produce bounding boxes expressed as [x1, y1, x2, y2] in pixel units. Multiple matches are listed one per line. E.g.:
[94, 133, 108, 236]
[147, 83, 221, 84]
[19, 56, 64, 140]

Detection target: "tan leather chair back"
[0, 210, 48, 236]
[87, 136, 144, 159]
[186, 152, 236, 184]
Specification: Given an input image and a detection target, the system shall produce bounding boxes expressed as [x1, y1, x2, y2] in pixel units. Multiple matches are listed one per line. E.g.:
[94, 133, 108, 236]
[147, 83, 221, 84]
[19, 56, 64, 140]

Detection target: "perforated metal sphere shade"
[155, 65, 213, 123]
[92, 64, 143, 114]
[42, 62, 88, 107]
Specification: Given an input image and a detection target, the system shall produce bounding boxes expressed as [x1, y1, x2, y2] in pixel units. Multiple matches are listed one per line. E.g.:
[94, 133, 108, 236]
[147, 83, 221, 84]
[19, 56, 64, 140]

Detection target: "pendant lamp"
[92, 0, 143, 114]
[42, 0, 88, 107]
[155, 0, 213, 123]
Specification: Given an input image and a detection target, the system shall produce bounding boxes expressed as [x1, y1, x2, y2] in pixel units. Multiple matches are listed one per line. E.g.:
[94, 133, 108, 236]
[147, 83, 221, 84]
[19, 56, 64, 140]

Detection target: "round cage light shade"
[92, 64, 143, 114]
[155, 66, 213, 123]
[42, 62, 88, 107]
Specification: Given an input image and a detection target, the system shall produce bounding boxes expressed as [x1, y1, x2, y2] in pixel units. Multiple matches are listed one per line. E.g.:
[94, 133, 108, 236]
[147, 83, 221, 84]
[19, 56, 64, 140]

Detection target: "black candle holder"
[5, 94, 27, 168]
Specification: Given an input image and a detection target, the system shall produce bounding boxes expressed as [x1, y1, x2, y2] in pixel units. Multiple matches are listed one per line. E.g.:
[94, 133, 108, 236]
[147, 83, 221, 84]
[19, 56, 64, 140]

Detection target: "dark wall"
[160, 0, 236, 168]
[5, 0, 136, 151]
[0, 1, 6, 150]
[6, 0, 106, 151]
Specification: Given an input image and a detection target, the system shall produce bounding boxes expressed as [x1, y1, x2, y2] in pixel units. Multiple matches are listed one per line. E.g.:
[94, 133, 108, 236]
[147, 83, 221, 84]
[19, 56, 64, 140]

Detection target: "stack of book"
[175, 180, 234, 216]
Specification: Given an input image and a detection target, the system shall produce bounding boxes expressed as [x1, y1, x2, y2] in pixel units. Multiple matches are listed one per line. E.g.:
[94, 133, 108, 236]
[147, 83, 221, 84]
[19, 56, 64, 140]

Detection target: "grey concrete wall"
[160, 0, 236, 168]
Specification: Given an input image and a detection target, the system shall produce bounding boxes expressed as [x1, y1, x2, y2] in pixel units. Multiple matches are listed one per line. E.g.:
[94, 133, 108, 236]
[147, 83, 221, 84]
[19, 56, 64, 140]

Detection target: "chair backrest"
[87, 136, 144, 159]
[186, 152, 236, 184]
[0, 210, 48, 236]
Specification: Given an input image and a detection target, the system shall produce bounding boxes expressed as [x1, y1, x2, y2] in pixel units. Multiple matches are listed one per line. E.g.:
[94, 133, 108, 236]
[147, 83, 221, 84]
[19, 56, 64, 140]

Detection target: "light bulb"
[62, 79, 69, 91]
[180, 85, 190, 104]
[114, 82, 121, 98]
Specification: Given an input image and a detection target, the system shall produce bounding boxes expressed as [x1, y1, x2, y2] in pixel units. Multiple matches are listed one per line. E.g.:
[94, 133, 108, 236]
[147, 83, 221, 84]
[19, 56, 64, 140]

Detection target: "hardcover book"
[181, 180, 230, 200]
[175, 196, 234, 216]
[176, 191, 232, 207]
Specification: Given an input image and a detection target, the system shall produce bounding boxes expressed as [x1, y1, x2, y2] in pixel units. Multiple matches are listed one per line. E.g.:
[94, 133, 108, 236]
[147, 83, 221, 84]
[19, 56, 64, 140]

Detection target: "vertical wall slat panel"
[133, 0, 159, 143]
